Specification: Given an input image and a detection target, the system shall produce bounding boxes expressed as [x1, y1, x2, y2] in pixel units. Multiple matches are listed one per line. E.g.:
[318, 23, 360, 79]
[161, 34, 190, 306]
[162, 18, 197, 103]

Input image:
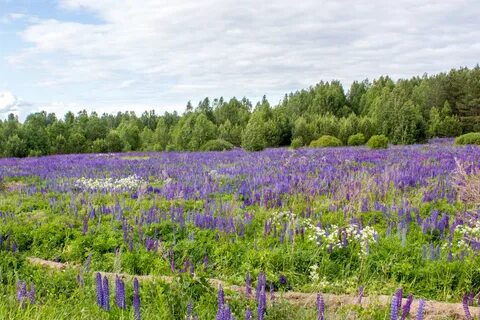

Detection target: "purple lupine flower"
[316, 294, 325, 320]
[256, 272, 266, 301]
[395, 288, 403, 309]
[246, 272, 252, 297]
[279, 274, 287, 286]
[133, 278, 141, 320]
[463, 294, 472, 320]
[400, 293, 413, 320]
[245, 307, 253, 320]
[218, 285, 225, 308]
[115, 276, 126, 310]
[391, 295, 399, 320]
[257, 286, 266, 320]
[16, 280, 27, 306]
[95, 273, 104, 308]
[416, 299, 425, 320]
[103, 276, 110, 311]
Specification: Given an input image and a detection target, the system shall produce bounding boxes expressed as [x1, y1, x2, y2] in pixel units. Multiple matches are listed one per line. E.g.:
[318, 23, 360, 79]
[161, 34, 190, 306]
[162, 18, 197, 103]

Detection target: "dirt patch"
[27, 257, 476, 319]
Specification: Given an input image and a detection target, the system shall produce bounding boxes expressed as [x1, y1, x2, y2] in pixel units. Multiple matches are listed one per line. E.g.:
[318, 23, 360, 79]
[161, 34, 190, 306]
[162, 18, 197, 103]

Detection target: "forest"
[0, 66, 479, 157]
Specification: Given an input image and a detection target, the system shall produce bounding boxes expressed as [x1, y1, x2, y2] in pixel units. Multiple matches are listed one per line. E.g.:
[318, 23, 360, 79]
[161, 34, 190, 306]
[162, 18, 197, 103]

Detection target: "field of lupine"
[1, 139, 480, 319]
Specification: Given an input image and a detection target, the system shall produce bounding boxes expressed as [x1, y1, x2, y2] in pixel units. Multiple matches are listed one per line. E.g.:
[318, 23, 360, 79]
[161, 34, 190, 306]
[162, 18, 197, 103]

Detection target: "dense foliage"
[455, 132, 480, 145]
[347, 133, 366, 146]
[309, 135, 343, 148]
[367, 135, 389, 149]
[1, 67, 480, 157]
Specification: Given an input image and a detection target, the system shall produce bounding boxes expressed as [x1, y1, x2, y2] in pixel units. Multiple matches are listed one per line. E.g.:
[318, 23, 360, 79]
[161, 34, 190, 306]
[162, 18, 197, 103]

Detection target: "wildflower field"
[1, 140, 480, 319]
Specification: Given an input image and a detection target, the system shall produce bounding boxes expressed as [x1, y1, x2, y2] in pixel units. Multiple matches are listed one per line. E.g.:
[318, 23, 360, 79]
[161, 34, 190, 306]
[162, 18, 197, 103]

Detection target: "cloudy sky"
[1, 0, 479, 120]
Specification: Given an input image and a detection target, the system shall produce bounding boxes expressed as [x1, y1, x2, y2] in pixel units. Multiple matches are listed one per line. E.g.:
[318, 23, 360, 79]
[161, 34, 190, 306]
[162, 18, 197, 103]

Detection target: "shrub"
[200, 139, 234, 151]
[367, 135, 388, 149]
[310, 135, 343, 148]
[290, 137, 304, 149]
[455, 132, 480, 145]
[347, 133, 365, 146]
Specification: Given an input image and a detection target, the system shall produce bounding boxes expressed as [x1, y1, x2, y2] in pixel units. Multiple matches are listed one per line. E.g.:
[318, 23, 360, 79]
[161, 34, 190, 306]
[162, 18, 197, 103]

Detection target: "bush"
[290, 137, 304, 149]
[347, 133, 365, 146]
[310, 135, 343, 148]
[200, 139, 234, 151]
[367, 135, 388, 149]
[455, 132, 480, 145]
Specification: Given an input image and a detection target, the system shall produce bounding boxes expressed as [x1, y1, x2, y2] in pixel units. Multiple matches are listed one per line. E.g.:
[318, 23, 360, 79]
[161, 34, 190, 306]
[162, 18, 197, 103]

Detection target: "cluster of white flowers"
[452, 221, 480, 250]
[309, 264, 320, 282]
[75, 175, 146, 192]
[307, 224, 377, 256]
[271, 210, 297, 224]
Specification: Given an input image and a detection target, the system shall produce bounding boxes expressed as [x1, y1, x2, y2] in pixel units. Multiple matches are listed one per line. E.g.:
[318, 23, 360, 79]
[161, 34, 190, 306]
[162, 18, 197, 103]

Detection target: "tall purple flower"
[103, 276, 110, 311]
[390, 295, 399, 320]
[463, 294, 472, 320]
[316, 294, 325, 320]
[218, 285, 225, 308]
[395, 288, 403, 310]
[133, 278, 141, 320]
[95, 272, 104, 308]
[400, 293, 413, 320]
[115, 276, 126, 309]
[257, 286, 266, 320]
[416, 299, 425, 320]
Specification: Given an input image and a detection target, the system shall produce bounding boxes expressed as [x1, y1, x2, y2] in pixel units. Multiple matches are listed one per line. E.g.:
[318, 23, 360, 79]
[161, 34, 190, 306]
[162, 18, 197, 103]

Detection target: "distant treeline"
[1, 66, 479, 157]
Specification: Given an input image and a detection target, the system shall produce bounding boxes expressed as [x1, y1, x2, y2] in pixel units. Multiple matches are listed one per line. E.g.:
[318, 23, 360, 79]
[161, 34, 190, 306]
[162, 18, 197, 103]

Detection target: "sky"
[0, 0, 479, 120]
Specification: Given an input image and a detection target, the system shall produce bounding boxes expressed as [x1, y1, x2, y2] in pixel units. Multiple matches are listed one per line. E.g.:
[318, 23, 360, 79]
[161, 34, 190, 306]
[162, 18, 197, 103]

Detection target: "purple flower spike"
[463, 294, 472, 320]
[103, 276, 110, 311]
[115, 276, 126, 310]
[391, 295, 399, 320]
[95, 272, 103, 308]
[400, 293, 413, 320]
[416, 299, 425, 320]
[316, 293, 325, 320]
[218, 285, 225, 308]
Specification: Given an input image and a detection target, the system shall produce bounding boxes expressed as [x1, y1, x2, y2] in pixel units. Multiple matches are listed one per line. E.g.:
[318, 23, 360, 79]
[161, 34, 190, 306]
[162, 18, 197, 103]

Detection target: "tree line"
[1, 66, 479, 157]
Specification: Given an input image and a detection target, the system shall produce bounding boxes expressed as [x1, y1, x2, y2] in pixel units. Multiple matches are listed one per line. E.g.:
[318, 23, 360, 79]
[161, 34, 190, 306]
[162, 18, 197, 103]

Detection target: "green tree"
[5, 134, 28, 157]
[189, 113, 217, 150]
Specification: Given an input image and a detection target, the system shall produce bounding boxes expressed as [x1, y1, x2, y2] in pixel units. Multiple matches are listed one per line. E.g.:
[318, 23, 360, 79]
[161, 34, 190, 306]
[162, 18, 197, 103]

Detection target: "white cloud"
[0, 91, 33, 118]
[5, 0, 480, 115]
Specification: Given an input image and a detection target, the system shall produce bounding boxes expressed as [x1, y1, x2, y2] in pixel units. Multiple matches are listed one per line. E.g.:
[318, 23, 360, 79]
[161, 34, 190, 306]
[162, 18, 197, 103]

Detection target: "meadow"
[1, 140, 480, 319]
